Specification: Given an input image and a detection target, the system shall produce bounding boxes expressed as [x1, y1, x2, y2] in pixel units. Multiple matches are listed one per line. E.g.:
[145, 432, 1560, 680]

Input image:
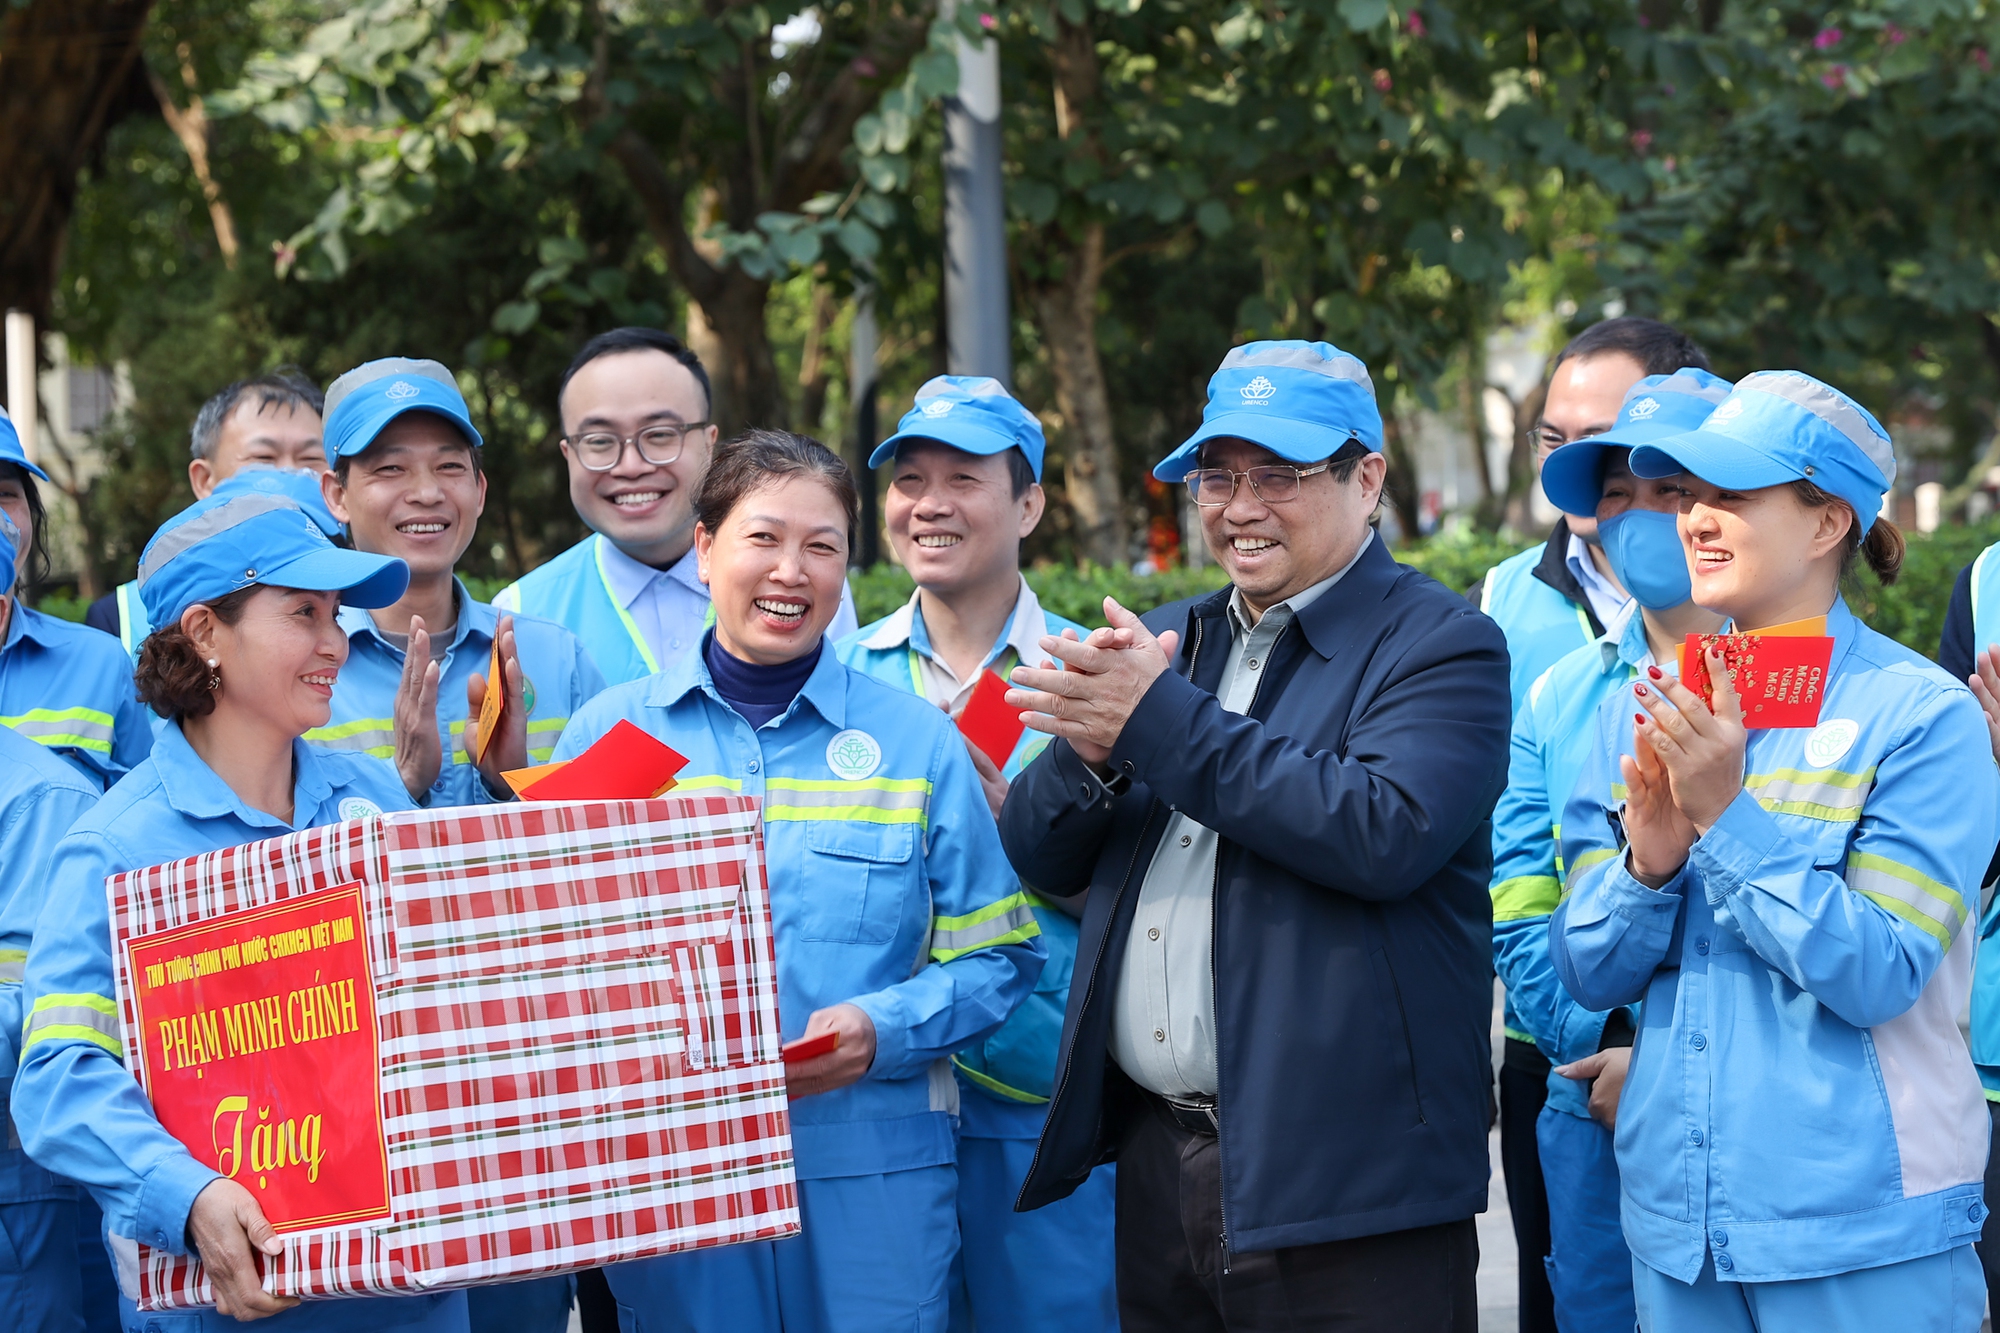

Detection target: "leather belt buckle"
[1163, 1094, 1219, 1137]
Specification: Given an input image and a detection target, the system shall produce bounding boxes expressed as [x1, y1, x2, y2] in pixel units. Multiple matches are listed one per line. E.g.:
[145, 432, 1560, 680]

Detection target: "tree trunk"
[1028, 222, 1126, 569]
[692, 271, 784, 436]
[0, 0, 156, 325]
[1378, 409, 1426, 541]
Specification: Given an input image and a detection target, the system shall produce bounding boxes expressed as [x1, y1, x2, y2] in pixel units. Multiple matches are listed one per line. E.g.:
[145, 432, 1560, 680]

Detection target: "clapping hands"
[1620, 650, 1747, 889]
[1004, 598, 1180, 768]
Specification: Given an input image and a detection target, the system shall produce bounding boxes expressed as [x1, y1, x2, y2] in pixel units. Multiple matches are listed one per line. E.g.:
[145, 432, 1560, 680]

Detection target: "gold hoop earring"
[206, 657, 221, 691]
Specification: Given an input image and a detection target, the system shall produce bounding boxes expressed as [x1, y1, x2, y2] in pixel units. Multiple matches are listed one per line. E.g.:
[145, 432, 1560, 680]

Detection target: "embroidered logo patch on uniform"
[522, 676, 538, 715]
[1626, 397, 1662, 420]
[1803, 718, 1860, 768]
[825, 729, 883, 781]
[339, 798, 384, 821]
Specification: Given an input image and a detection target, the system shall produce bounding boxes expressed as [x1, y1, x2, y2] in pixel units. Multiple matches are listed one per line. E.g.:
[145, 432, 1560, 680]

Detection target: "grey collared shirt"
[1107, 531, 1373, 1099]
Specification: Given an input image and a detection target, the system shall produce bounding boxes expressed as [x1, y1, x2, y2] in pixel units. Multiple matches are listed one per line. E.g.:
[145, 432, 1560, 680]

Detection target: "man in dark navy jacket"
[1001, 340, 1512, 1331]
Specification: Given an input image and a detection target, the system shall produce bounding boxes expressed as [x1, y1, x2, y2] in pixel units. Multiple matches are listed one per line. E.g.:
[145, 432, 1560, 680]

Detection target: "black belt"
[1150, 1090, 1219, 1137]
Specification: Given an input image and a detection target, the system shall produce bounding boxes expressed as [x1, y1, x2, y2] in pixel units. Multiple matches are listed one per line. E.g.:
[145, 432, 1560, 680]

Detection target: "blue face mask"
[1598, 509, 1691, 610]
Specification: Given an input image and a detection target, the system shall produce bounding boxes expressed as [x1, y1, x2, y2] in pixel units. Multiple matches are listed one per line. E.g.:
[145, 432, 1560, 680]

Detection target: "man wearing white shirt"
[494, 328, 854, 683]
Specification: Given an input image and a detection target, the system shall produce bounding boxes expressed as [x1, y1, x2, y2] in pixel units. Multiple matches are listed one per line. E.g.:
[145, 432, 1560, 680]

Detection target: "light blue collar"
[597, 536, 705, 609]
[337, 577, 495, 656]
[646, 630, 850, 732]
[150, 719, 336, 831]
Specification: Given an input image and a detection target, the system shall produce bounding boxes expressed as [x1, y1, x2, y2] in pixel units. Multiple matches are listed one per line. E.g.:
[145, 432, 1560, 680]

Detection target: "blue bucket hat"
[1541, 368, 1734, 518]
[137, 490, 407, 631]
[1629, 371, 1896, 531]
[0, 409, 49, 483]
[209, 465, 342, 538]
[322, 357, 482, 469]
[1153, 341, 1384, 482]
[0, 510, 18, 597]
[869, 376, 1047, 480]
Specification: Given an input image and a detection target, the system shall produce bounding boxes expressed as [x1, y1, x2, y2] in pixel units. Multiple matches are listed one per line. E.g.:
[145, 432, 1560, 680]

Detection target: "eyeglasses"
[563, 422, 711, 472]
[1185, 462, 1330, 507]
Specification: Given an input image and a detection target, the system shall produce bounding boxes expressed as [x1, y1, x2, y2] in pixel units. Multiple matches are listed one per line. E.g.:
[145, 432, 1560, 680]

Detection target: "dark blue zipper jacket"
[1002, 535, 1512, 1252]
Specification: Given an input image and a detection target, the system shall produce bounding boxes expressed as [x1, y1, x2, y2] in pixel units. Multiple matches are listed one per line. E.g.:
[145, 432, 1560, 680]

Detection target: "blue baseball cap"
[1629, 371, 1896, 531]
[321, 357, 482, 468]
[1541, 368, 1734, 518]
[869, 376, 1047, 480]
[0, 510, 18, 597]
[1153, 341, 1383, 482]
[209, 466, 342, 538]
[0, 408, 49, 483]
[137, 490, 408, 631]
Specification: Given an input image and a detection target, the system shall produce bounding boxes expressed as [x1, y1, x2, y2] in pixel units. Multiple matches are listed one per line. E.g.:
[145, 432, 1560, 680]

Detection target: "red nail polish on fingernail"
[1648, 665, 1664, 680]
[1636, 713, 1648, 724]
[1634, 684, 1649, 697]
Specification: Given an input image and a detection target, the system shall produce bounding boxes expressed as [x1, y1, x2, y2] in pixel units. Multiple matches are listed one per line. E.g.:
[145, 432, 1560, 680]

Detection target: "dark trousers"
[1980, 1102, 2000, 1300]
[1500, 1040, 1558, 1333]
[1113, 1093, 1478, 1332]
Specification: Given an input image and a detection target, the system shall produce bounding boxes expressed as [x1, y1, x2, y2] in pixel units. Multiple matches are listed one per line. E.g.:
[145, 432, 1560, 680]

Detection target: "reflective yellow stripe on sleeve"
[931, 891, 1041, 963]
[3, 709, 116, 755]
[23, 992, 123, 1057]
[1491, 876, 1561, 922]
[1558, 848, 1619, 900]
[447, 717, 575, 766]
[1745, 767, 1876, 823]
[1847, 852, 1968, 947]
[765, 777, 932, 828]
[0, 948, 25, 984]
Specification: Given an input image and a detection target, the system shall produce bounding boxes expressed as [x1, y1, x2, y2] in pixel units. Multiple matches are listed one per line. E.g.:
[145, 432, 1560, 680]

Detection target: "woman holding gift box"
[1550, 371, 1996, 1333]
[12, 489, 474, 1330]
[553, 429, 1047, 1333]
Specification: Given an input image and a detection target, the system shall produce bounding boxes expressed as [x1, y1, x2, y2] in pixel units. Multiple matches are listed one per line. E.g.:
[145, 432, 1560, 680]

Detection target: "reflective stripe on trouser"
[931, 893, 1040, 963]
[303, 718, 395, 759]
[1745, 766, 1876, 822]
[2, 709, 115, 756]
[22, 993, 121, 1057]
[1848, 851, 1970, 948]
[764, 777, 932, 827]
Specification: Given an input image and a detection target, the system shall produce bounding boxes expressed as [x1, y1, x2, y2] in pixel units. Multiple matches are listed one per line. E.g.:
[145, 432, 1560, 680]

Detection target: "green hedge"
[38, 523, 1997, 663]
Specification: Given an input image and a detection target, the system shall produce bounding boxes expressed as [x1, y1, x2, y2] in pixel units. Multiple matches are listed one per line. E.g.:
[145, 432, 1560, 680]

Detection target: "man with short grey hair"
[84, 370, 327, 653]
[1001, 339, 1512, 1331]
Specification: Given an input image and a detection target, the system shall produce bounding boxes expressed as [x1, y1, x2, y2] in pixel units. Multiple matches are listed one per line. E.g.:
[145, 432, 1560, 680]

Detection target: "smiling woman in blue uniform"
[1551, 372, 1995, 1333]
[556, 429, 1045, 1333]
[11, 489, 471, 1331]
[0, 411, 151, 788]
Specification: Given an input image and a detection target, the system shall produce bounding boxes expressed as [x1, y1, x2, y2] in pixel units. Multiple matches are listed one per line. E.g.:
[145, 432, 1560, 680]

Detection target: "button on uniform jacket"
[1001, 535, 1513, 1252]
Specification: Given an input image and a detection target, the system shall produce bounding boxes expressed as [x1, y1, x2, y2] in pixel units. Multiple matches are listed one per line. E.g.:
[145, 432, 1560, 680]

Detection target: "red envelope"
[957, 670, 1025, 770]
[781, 1031, 840, 1063]
[1680, 632, 1836, 729]
[508, 719, 688, 800]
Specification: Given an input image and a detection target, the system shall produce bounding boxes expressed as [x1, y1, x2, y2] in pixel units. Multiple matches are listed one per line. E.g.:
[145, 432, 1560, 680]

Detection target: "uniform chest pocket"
[798, 820, 918, 945]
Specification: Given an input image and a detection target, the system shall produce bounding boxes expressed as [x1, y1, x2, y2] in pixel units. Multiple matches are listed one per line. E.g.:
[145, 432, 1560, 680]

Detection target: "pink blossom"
[853, 56, 878, 76]
[1405, 9, 1426, 37]
[1814, 27, 1842, 49]
[979, 12, 996, 29]
[1663, 155, 1677, 172]
[1821, 63, 1848, 89]
[1372, 68, 1393, 92]
[1975, 47, 1992, 72]
[1630, 128, 1653, 153]
[1882, 23, 1905, 45]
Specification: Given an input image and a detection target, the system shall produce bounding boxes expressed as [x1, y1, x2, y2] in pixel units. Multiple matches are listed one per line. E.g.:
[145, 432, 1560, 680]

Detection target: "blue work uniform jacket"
[553, 636, 1046, 1180]
[1551, 599, 1996, 1284]
[304, 580, 606, 806]
[1, 604, 152, 789]
[1003, 536, 1513, 1252]
[837, 582, 1084, 1136]
[0, 724, 99, 1210]
[1938, 542, 2000, 1104]
[11, 724, 467, 1328]
[1489, 606, 1649, 1119]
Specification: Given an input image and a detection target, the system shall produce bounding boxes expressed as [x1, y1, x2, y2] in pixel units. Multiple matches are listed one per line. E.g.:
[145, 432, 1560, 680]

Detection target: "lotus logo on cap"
[1711, 398, 1746, 423]
[1239, 375, 1278, 404]
[384, 381, 420, 401]
[921, 399, 956, 418]
[1627, 397, 1661, 420]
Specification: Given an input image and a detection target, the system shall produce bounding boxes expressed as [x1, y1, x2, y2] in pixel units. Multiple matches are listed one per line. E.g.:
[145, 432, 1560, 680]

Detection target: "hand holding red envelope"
[1679, 619, 1835, 730]
[502, 719, 688, 800]
[957, 669, 1026, 770]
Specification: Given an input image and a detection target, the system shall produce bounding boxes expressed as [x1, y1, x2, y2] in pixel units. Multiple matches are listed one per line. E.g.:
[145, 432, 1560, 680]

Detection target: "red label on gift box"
[124, 883, 390, 1234]
[1681, 632, 1837, 729]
